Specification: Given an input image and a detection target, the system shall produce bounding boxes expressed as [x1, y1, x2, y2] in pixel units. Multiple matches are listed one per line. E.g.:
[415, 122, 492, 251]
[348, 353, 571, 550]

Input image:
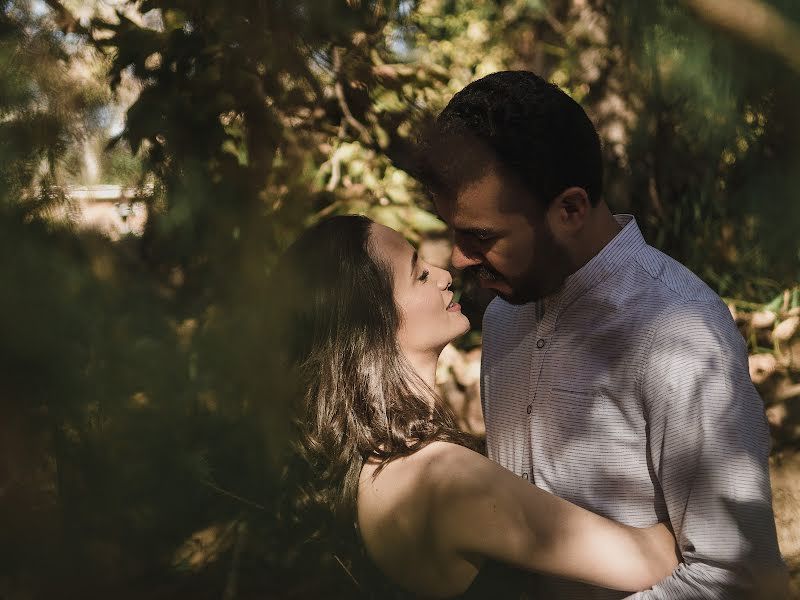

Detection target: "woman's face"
[369, 223, 470, 356]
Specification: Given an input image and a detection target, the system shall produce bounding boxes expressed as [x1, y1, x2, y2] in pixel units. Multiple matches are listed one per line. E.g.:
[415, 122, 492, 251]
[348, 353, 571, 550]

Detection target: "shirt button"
[536, 338, 546, 349]
[522, 473, 529, 480]
[526, 404, 532, 414]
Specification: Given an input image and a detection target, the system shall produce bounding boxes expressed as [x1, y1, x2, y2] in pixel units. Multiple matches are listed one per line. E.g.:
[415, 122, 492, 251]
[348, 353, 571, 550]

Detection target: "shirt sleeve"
[629, 300, 787, 599]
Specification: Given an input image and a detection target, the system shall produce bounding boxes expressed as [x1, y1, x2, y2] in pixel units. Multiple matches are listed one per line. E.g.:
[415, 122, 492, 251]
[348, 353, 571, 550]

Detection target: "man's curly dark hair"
[418, 70, 604, 208]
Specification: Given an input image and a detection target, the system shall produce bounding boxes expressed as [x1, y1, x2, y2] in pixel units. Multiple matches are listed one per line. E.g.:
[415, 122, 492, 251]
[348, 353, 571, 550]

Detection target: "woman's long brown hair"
[271, 215, 475, 591]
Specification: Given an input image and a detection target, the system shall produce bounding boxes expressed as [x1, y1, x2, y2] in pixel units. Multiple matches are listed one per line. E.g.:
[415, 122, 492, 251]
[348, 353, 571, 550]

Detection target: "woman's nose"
[438, 272, 453, 291]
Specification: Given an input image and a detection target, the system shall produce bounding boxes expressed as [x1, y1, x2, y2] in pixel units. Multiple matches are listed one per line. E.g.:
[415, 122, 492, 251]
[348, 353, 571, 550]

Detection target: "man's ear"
[547, 187, 590, 234]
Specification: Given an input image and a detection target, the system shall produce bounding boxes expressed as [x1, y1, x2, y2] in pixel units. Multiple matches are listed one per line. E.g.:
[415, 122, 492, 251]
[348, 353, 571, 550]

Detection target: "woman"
[274, 215, 679, 598]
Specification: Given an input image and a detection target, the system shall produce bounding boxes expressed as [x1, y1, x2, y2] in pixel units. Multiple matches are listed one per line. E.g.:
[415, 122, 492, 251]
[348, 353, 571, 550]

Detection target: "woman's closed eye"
[417, 269, 430, 282]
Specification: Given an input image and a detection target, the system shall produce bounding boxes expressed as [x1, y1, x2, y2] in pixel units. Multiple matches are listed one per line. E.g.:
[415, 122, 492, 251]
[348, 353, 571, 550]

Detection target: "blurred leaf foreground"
[1, 0, 799, 598]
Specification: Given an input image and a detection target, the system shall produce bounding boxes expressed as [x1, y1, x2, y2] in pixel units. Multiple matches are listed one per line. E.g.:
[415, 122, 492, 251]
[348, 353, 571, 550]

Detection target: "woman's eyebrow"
[411, 250, 418, 276]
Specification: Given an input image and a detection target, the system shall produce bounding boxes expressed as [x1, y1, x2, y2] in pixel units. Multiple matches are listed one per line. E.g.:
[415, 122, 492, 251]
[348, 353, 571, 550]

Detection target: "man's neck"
[569, 203, 622, 274]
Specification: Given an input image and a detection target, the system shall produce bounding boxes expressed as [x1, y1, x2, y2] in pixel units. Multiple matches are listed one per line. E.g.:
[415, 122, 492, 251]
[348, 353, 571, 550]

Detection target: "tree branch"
[680, 0, 800, 73]
[332, 47, 374, 145]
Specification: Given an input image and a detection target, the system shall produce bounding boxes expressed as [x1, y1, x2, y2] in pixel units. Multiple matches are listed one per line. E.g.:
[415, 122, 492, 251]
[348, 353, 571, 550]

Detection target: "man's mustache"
[465, 265, 502, 281]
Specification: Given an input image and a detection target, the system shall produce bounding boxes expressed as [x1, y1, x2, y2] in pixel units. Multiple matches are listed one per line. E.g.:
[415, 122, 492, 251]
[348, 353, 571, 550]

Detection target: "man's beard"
[503, 271, 556, 305]
[514, 220, 571, 304]
[467, 227, 570, 306]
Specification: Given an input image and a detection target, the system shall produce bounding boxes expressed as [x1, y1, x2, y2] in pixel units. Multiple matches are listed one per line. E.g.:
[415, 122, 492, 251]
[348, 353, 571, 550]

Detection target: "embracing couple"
[276, 71, 787, 598]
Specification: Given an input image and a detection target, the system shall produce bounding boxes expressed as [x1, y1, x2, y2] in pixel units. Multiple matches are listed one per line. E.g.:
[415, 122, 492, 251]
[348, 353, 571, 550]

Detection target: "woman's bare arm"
[425, 442, 679, 592]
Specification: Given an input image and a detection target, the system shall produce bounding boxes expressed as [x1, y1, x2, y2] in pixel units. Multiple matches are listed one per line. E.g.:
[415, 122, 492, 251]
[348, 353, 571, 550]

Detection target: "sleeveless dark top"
[456, 561, 535, 599]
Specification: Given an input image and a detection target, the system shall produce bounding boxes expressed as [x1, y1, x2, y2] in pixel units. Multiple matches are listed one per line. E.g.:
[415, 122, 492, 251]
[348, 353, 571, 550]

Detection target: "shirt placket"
[524, 297, 560, 483]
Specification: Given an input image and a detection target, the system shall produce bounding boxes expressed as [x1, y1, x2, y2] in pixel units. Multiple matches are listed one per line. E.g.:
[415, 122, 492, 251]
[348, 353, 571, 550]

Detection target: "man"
[420, 71, 786, 598]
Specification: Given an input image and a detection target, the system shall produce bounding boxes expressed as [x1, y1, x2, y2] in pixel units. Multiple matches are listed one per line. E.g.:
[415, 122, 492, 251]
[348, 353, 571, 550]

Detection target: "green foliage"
[2, 0, 800, 597]
[607, 1, 800, 297]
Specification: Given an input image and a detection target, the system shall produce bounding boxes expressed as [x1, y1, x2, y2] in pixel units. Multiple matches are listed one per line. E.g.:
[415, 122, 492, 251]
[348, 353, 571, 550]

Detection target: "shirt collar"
[546, 214, 645, 314]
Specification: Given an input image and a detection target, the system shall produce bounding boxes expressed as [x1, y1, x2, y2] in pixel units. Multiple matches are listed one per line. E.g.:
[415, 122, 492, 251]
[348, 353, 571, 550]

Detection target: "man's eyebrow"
[411, 250, 418, 275]
[456, 226, 495, 237]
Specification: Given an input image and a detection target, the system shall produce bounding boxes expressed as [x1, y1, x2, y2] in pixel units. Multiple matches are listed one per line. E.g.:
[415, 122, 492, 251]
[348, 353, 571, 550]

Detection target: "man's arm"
[631, 300, 787, 599]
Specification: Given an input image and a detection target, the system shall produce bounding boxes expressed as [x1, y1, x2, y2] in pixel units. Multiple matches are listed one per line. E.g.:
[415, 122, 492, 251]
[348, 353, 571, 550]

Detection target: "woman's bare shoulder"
[417, 441, 498, 490]
[359, 442, 475, 499]
[364, 442, 488, 492]
[419, 442, 517, 510]
[356, 441, 490, 593]
[358, 441, 494, 531]
[404, 440, 486, 474]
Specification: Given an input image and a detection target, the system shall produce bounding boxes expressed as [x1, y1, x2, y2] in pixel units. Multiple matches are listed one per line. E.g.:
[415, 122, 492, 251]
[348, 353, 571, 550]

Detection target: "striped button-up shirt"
[480, 214, 785, 598]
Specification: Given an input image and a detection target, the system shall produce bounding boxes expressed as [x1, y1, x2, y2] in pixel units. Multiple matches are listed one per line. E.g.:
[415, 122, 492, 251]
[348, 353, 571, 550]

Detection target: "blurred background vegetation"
[1, 0, 799, 598]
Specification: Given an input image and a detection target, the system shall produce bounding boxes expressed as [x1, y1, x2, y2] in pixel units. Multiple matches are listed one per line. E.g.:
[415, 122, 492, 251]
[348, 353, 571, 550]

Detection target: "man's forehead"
[434, 174, 518, 227]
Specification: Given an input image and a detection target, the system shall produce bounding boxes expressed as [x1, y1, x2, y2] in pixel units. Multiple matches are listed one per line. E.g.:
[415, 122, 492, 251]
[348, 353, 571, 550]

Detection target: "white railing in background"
[61, 184, 152, 240]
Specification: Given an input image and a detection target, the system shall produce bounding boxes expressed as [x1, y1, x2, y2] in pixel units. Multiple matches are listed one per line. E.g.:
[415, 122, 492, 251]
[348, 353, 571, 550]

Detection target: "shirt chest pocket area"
[541, 387, 643, 453]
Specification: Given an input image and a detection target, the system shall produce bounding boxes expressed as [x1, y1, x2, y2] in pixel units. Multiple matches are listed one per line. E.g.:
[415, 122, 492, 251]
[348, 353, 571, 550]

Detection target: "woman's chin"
[431, 316, 471, 352]
[451, 315, 471, 339]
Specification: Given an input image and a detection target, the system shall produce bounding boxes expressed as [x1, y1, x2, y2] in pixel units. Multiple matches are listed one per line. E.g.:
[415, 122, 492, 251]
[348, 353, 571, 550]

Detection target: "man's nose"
[451, 242, 482, 270]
